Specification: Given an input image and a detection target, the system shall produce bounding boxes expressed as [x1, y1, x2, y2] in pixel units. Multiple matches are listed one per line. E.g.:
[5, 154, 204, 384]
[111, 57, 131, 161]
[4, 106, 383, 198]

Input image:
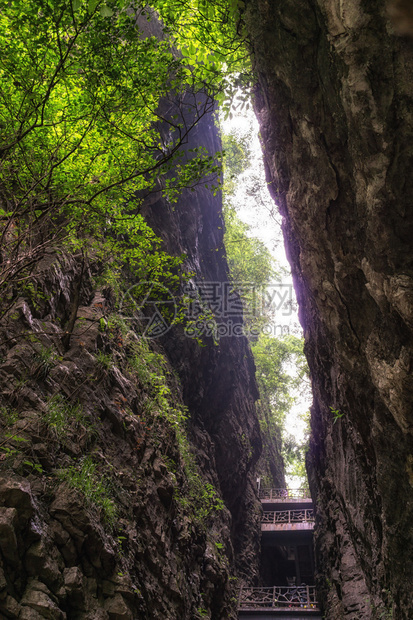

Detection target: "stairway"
[238, 488, 320, 619]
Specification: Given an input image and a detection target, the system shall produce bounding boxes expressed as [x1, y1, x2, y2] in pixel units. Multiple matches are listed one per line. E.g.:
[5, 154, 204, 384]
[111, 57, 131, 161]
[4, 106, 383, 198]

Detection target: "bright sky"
[221, 106, 312, 485]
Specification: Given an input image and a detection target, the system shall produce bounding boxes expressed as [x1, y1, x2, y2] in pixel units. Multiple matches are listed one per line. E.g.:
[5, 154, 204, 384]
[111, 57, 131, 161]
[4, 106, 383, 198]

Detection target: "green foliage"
[127, 336, 224, 523]
[252, 334, 309, 486]
[57, 455, 116, 523]
[31, 345, 59, 380]
[282, 411, 310, 484]
[0, 0, 222, 312]
[330, 406, 345, 424]
[150, 0, 252, 113]
[0, 409, 32, 468]
[23, 459, 43, 474]
[252, 334, 304, 425]
[44, 394, 85, 438]
[0, 405, 19, 427]
[0, 432, 29, 462]
[127, 338, 186, 426]
[0, 0, 237, 531]
[0, 445, 21, 462]
[224, 206, 281, 336]
[222, 129, 252, 194]
[222, 134, 311, 485]
[95, 350, 113, 371]
[222, 131, 252, 178]
[224, 207, 277, 287]
[222, 129, 285, 336]
[174, 476, 224, 524]
[116, 534, 127, 555]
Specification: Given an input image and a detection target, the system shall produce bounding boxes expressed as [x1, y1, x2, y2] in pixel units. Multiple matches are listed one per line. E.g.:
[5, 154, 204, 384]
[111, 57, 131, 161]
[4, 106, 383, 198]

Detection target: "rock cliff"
[0, 88, 264, 619]
[245, 0, 413, 618]
[141, 96, 264, 586]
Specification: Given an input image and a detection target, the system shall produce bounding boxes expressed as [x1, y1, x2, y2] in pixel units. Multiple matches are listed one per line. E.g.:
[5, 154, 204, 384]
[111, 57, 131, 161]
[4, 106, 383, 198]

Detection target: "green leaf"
[100, 4, 113, 17]
[88, 0, 100, 12]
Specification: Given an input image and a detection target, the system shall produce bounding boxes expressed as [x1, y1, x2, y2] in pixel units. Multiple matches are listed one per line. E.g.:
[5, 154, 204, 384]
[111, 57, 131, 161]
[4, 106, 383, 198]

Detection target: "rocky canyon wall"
[141, 95, 264, 586]
[245, 0, 413, 618]
[0, 81, 264, 620]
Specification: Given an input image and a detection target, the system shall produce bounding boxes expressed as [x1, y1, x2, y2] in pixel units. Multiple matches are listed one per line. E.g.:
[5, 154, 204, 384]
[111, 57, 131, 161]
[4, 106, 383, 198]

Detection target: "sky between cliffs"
[221, 105, 311, 484]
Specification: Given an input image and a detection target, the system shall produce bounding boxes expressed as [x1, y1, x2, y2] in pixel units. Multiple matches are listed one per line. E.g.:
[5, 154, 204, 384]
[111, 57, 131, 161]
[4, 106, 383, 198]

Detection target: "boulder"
[104, 593, 133, 620]
[0, 507, 19, 567]
[21, 580, 65, 620]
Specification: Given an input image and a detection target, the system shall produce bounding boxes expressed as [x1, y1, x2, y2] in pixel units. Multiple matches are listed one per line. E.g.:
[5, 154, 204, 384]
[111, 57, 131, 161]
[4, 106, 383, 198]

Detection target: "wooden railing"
[258, 488, 311, 500]
[262, 509, 314, 524]
[238, 586, 319, 610]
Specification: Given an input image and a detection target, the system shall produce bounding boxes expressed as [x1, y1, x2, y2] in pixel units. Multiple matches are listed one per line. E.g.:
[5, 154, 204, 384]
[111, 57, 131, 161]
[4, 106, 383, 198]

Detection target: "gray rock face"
[245, 0, 413, 618]
[141, 98, 263, 583]
[0, 81, 266, 620]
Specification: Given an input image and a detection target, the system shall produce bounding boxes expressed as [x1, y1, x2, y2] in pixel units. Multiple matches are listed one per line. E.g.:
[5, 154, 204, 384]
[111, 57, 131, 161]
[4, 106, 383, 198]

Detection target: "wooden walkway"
[258, 488, 311, 501]
[238, 586, 318, 610]
[262, 509, 314, 524]
[238, 585, 321, 619]
[239, 612, 322, 619]
[261, 509, 315, 532]
[239, 489, 320, 619]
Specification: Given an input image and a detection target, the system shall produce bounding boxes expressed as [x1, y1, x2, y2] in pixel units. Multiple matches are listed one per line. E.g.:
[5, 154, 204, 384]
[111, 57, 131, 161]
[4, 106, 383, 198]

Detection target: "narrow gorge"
[1, 1, 413, 619]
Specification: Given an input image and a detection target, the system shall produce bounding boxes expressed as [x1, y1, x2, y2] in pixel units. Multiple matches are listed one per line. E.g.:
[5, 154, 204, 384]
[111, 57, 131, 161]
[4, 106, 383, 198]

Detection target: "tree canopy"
[0, 0, 249, 316]
[150, 0, 251, 110]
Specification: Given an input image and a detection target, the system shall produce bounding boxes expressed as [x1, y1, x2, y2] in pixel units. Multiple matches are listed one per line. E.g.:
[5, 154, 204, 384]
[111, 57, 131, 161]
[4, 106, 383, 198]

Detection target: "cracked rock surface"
[246, 0, 413, 618]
